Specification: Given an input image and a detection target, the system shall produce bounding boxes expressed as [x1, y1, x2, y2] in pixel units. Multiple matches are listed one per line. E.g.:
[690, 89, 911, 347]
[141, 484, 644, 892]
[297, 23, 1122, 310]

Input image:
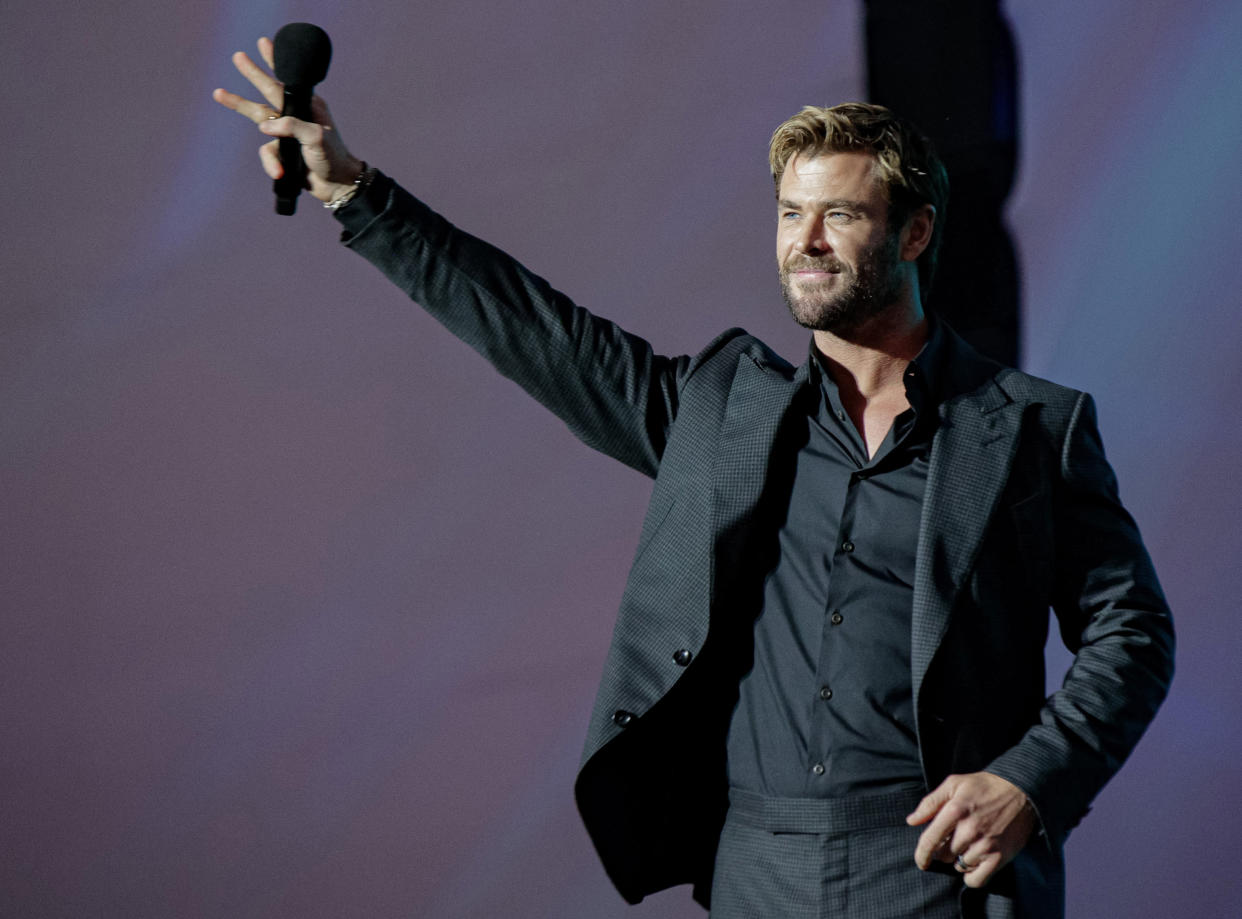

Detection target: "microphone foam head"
[273, 23, 332, 87]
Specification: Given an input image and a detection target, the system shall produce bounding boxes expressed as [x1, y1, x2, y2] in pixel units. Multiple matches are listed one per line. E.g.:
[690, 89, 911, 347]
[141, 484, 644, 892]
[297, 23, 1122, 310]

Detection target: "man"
[215, 38, 1173, 918]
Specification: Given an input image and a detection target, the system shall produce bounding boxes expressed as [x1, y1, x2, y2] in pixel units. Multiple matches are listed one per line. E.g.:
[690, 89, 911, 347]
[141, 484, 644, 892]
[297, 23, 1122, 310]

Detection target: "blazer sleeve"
[333, 171, 693, 478]
[985, 392, 1175, 844]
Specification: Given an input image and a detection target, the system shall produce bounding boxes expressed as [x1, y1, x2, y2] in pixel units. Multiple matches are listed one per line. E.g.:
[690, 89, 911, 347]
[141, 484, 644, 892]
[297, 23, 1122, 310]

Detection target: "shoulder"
[994, 367, 1088, 443]
[993, 366, 1083, 413]
[690, 328, 792, 368]
[936, 321, 1087, 436]
[684, 328, 799, 384]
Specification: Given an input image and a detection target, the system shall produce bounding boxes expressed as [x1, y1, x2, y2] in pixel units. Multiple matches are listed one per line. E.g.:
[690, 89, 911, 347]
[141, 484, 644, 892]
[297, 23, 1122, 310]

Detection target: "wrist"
[338, 157, 366, 186]
[323, 160, 375, 211]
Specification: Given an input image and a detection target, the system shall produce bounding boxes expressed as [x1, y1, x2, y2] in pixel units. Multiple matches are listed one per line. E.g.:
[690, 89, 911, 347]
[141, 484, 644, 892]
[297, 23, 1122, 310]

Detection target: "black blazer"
[339, 175, 1175, 918]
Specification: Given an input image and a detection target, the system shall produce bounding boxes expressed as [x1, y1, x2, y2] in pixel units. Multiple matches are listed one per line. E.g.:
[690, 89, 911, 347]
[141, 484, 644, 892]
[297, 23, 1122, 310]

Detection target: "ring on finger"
[954, 854, 974, 872]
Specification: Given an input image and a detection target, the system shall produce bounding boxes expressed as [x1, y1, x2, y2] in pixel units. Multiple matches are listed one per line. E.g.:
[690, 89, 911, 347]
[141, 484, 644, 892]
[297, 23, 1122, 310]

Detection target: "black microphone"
[271, 23, 333, 215]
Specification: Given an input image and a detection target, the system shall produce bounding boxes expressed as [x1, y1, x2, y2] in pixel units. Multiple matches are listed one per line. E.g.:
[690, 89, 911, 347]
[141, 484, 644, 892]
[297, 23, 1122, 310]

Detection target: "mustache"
[783, 257, 846, 274]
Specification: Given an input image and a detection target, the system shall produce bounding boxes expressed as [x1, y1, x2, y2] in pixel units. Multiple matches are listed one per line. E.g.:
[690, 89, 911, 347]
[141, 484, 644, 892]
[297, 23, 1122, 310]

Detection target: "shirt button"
[830, 611, 844, 625]
[819, 686, 833, 700]
[836, 409, 846, 421]
[812, 762, 826, 776]
[841, 540, 854, 553]
[672, 648, 693, 666]
[612, 710, 635, 728]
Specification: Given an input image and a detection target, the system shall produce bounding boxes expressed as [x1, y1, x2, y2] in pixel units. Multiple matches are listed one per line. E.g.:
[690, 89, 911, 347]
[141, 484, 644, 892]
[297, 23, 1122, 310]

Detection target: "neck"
[812, 299, 929, 398]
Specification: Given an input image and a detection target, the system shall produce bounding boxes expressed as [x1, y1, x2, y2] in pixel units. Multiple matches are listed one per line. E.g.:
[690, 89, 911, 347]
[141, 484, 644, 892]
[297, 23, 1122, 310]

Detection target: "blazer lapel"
[710, 355, 808, 603]
[911, 371, 1024, 707]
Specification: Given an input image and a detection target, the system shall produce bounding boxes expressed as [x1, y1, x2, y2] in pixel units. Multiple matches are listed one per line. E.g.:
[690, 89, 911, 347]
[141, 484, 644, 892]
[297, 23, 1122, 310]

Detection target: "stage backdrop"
[2, 1, 1239, 916]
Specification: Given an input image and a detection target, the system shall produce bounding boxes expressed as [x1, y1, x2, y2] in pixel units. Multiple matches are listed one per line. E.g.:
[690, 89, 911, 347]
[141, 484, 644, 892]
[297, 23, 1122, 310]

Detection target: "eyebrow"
[777, 198, 869, 212]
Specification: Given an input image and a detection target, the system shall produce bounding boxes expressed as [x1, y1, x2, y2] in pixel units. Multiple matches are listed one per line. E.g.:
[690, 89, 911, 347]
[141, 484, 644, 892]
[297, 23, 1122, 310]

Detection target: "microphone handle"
[274, 87, 314, 215]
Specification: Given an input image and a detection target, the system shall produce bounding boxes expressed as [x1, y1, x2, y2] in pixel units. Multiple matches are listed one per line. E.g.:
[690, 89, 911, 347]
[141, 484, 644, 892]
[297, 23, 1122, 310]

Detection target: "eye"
[828, 211, 854, 222]
[780, 211, 800, 221]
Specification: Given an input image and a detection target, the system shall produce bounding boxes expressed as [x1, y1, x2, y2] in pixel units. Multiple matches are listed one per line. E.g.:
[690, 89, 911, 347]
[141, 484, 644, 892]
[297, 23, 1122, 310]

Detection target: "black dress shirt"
[726, 319, 947, 797]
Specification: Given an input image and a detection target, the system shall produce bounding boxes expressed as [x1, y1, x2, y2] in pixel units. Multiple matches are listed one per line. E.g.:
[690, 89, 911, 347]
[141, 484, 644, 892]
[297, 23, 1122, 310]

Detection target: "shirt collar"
[806, 312, 948, 414]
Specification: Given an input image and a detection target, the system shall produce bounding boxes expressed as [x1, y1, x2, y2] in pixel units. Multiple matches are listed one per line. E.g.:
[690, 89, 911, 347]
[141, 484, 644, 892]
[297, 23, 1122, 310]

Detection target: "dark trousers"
[710, 786, 962, 919]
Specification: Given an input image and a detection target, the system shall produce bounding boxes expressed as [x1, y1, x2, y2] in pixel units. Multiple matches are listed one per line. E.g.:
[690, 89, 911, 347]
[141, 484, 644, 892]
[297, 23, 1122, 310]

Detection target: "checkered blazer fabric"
[339, 175, 1175, 918]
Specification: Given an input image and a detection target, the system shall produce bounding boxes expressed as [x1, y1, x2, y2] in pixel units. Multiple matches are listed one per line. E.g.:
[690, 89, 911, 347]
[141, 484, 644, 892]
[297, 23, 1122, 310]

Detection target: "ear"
[899, 204, 936, 263]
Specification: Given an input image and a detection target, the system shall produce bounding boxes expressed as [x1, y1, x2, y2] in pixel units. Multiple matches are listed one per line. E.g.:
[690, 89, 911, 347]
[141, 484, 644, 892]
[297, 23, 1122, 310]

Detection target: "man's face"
[776, 151, 905, 334]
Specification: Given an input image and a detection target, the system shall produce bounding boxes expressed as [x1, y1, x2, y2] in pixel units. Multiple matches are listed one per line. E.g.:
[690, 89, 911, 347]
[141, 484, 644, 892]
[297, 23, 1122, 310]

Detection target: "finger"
[259, 139, 283, 180]
[930, 833, 957, 866]
[260, 116, 326, 149]
[212, 87, 280, 124]
[908, 778, 955, 869]
[258, 36, 275, 71]
[954, 838, 991, 871]
[913, 806, 960, 870]
[948, 834, 988, 874]
[933, 835, 960, 865]
[906, 787, 948, 827]
[948, 811, 982, 856]
[232, 50, 284, 110]
[962, 852, 1002, 889]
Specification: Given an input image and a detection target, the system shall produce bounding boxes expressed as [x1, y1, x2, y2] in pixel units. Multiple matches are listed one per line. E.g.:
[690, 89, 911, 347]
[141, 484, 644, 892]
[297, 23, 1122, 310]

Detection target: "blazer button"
[612, 710, 635, 728]
[673, 648, 693, 666]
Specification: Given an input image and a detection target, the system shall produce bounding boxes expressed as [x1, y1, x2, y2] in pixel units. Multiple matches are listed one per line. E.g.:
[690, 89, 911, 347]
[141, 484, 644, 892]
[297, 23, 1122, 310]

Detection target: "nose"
[794, 218, 829, 256]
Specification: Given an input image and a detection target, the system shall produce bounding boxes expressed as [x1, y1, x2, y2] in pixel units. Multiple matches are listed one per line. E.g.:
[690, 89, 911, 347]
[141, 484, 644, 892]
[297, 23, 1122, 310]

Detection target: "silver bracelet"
[324, 162, 377, 211]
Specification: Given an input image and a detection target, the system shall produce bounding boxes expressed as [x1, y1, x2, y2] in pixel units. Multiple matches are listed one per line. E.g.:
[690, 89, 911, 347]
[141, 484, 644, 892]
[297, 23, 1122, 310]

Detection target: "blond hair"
[769, 102, 949, 293]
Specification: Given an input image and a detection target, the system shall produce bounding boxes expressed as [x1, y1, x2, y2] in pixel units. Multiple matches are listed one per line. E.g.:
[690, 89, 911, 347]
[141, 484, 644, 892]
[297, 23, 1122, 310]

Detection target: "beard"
[779, 231, 904, 335]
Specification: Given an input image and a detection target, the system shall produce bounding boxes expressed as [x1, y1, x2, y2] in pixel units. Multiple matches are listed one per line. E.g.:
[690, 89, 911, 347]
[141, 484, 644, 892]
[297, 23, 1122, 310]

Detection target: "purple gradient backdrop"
[2, 2, 1239, 916]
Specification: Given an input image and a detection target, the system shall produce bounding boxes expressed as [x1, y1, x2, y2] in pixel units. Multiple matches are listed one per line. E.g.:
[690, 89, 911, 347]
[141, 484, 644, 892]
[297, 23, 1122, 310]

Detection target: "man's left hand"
[906, 772, 1037, 888]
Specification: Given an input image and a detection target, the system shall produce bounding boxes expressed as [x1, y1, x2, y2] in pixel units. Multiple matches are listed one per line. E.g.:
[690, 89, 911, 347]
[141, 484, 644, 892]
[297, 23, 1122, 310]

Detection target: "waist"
[726, 783, 926, 834]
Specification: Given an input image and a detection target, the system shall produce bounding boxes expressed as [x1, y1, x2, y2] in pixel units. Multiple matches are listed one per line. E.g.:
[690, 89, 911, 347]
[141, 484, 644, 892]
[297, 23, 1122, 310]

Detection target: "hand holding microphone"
[271, 23, 332, 213]
[212, 28, 365, 212]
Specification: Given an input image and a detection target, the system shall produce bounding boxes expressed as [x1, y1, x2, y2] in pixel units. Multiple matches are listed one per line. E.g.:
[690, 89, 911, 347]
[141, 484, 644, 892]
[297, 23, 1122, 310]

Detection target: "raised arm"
[212, 38, 693, 475]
